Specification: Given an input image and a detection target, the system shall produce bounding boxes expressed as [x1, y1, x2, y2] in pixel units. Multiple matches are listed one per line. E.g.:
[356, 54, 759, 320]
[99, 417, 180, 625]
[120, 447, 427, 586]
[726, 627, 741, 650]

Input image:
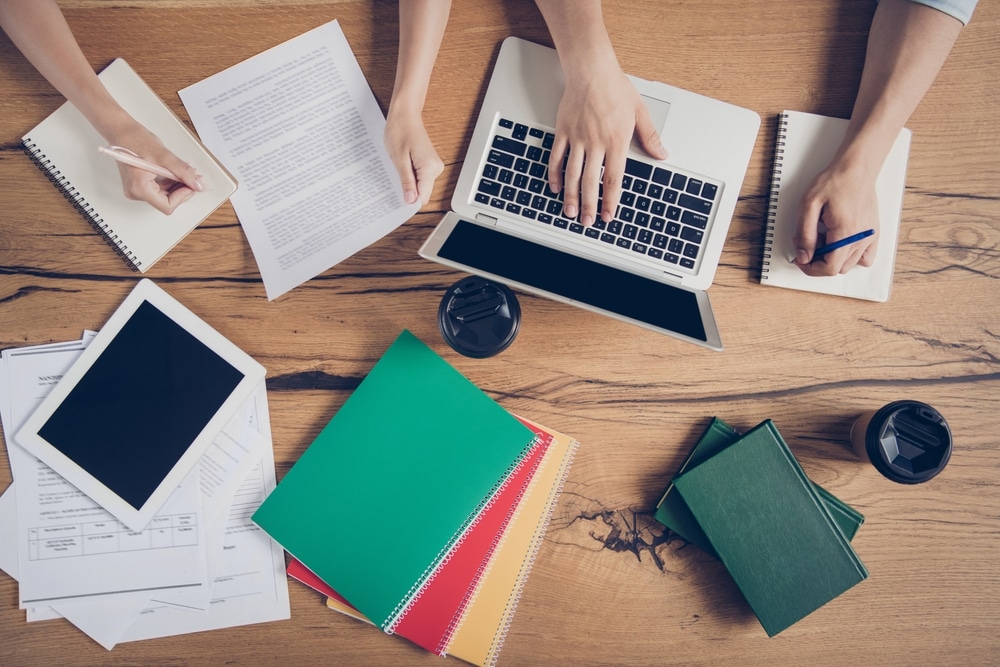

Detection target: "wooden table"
[2, 1, 998, 664]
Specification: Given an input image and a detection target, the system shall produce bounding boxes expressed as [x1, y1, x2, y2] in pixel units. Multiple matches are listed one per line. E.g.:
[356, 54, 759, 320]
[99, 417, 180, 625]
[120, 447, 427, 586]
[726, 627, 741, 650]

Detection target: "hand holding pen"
[97, 129, 205, 215]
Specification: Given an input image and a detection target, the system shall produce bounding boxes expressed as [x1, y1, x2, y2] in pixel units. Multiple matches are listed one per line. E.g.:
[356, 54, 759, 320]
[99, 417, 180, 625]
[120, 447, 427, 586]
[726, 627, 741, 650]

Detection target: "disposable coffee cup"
[850, 400, 952, 484]
[438, 276, 520, 358]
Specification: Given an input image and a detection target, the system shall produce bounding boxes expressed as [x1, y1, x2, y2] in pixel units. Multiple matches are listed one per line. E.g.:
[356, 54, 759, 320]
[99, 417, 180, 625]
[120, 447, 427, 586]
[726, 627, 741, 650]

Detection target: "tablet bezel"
[15, 278, 266, 532]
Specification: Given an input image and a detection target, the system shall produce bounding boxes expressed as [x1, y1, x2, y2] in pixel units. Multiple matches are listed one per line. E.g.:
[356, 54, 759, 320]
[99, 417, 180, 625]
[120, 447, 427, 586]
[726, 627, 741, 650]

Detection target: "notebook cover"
[654, 418, 863, 557]
[673, 420, 868, 637]
[392, 420, 552, 654]
[760, 110, 911, 302]
[446, 419, 577, 667]
[252, 330, 535, 630]
[21, 59, 237, 272]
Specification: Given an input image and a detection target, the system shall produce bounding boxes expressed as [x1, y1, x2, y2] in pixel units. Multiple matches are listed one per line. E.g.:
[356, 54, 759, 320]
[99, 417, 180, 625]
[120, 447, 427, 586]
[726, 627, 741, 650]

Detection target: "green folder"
[673, 420, 868, 637]
[252, 330, 535, 630]
[654, 417, 864, 557]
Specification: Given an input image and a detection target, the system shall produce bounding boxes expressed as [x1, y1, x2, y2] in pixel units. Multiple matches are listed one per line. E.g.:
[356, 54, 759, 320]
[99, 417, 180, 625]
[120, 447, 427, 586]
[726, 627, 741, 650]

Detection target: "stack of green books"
[655, 418, 868, 637]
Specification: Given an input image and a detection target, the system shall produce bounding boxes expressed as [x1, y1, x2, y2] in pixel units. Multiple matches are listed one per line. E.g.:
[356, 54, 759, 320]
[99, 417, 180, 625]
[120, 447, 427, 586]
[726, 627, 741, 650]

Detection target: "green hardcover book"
[654, 418, 864, 557]
[252, 330, 535, 631]
[673, 420, 868, 637]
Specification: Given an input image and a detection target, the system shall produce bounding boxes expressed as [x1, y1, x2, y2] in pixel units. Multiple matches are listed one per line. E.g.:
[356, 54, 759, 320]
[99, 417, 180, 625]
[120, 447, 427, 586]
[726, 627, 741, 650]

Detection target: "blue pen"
[792, 228, 875, 263]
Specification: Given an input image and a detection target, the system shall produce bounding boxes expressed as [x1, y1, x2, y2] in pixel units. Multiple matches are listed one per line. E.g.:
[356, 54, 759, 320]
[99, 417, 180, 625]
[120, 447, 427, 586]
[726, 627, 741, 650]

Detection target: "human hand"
[384, 107, 444, 206]
[104, 121, 203, 215]
[793, 161, 880, 276]
[548, 61, 667, 226]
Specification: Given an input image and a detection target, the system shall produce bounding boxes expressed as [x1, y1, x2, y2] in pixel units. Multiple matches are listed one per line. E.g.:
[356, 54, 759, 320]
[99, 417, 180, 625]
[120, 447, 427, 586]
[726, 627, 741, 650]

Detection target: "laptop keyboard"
[473, 117, 722, 273]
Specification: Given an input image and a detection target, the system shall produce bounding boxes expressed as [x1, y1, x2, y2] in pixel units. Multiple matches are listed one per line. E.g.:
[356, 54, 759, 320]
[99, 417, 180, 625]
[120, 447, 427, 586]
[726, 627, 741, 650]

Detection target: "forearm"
[0, 0, 134, 141]
[835, 0, 964, 179]
[388, 0, 451, 118]
[532, 0, 618, 77]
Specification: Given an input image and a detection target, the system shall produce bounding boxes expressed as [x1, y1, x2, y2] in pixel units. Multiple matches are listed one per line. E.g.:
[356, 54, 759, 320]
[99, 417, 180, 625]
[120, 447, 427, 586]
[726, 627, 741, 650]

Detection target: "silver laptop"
[419, 37, 759, 350]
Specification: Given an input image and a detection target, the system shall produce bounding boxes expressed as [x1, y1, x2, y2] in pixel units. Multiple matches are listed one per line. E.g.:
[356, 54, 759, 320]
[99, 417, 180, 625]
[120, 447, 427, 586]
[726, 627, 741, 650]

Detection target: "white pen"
[97, 145, 182, 181]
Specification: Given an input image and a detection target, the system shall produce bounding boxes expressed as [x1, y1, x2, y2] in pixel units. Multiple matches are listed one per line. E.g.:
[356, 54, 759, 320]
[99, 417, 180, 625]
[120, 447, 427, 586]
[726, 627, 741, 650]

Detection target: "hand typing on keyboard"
[535, 0, 668, 227]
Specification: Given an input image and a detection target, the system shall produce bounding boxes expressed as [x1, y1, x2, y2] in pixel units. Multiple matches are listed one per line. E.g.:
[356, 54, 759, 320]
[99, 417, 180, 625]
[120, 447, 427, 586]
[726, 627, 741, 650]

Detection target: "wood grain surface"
[1, 1, 998, 665]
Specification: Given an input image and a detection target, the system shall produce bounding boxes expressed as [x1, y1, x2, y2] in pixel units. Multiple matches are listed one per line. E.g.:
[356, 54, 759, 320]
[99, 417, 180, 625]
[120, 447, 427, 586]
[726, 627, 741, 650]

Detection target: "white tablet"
[15, 279, 266, 532]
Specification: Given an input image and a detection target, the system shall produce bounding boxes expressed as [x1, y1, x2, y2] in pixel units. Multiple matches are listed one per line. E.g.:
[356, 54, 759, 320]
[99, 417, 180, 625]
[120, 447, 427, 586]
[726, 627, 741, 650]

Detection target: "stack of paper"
[0, 332, 289, 649]
[253, 331, 576, 665]
[655, 418, 868, 637]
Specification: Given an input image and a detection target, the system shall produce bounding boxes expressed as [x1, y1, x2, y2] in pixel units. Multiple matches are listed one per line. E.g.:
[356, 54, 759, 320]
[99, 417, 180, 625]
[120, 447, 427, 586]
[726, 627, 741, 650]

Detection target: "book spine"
[761, 113, 789, 281]
[22, 138, 142, 272]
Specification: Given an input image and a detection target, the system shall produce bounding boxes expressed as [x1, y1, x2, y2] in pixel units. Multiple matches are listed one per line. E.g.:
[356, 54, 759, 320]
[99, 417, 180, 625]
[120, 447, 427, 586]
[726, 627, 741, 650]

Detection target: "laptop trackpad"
[632, 94, 670, 153]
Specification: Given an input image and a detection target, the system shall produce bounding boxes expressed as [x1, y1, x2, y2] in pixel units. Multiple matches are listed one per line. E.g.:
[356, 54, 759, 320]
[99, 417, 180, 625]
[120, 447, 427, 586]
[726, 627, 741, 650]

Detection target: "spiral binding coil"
[22, 139, 141, 272]
[486, 437, 578, 667]
[383, 437, 540, 635]
[761, 113, 790, 281]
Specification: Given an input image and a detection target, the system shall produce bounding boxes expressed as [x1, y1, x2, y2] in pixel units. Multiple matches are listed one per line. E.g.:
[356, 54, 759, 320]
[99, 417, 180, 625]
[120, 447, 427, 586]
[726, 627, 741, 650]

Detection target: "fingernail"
[581, 214, 594, 227]
[194, 177, 205, 192]
[404, 190, 418, 204]
[795, 249, 810, 264]
[564, 204, 577, 217]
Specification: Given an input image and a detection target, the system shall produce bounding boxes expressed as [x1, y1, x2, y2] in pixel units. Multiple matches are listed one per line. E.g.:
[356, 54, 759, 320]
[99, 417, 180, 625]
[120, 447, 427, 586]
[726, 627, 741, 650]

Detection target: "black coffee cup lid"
[866, 400, 952, 484]
[438, 277, 520, 358]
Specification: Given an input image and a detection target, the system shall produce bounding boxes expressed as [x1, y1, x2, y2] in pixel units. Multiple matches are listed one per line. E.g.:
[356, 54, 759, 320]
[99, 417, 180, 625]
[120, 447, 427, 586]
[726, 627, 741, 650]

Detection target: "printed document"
[179, 20, 420, 300]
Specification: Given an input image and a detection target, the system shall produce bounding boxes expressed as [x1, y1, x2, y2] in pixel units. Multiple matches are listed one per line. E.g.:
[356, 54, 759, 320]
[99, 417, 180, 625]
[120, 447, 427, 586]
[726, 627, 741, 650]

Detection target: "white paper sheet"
[179, 19, 420, 300]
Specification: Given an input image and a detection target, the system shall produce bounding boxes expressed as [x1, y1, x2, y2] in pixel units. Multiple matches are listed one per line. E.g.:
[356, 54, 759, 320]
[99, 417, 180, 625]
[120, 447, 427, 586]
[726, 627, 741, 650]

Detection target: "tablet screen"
[37, 300, 245, 511]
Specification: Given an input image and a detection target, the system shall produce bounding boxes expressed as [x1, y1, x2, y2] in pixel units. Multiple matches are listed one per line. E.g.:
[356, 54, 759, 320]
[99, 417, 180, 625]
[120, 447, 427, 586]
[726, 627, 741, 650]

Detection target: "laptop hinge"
[475, 212, 499, 225]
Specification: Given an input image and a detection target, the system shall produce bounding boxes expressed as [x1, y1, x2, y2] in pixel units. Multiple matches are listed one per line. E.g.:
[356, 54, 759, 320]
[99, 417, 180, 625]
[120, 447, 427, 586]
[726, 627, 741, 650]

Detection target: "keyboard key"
[651, 201, 666, 216]
[493, 135, 527, 156]
[527, 146, 543, 162]
[543, 133, 555, 149]
[529, 178, 545, 193]
[506, 203, 521, 214]
[475, 193, 490, 205]
[648, 248, 663, 259]
[666, 206, 681, 221]
[501, 186, 516, 201]
[636, 196, 651, 212]
[679, 193, 713, 215]
[669, 238, 684, 253]
[499, 118, 513, 129]
[514, 158, 530, 173]
[553, 217, 569, 229]
[544, 184, 559, 198]
[616, 238, 632, 249]
[585, 227, 601, 239]
[514, 174, 529, 189]
[648, 184, 663, 199]
[620, 208, 635, 223]
[662, 188, 678, 204]
[650, 216, 666, 232]
[652, 167, 672, 185]
[621, 192, 636, 207]
[665, 253, 680, 264]
[636, 212, 651, 227]
[681, 210, 710, 229]
[638, 229, 653, 244]
[671, 173, 687, 190]
[681, 227, 704, 244]
[569, 223, 585, 234]
[592, 219, 607, 230]
[484, 164, 498, 179]
[624, 158, 653, 180]
[542, 149, 551, 164]
[608, 220, 623, 235]
[529, 162, 546, 179]
[632, 243, 649, 255]
[499, 169, 513, 184]
[532, 195, 547, 211]
[478, 179, 501, 196]
[490, 197, 505, 209]
[632, 180, 647, 195]
[521, 208, 537, 219]
[686, 178, 703, 195]
[621, 175, 633, 190]
[546, 200, 563, 215]
[680, 257, 696, 269]
[513, 123, 528, 140]
[701, 182, 718, 200]
[538, 213, 553, 224]
[516, 190, 532, 205]
[653, 233, 668, 248]
[666, 221, 681, 236]
[529, 127, 545, 138]
[600, 233, 616, 244]
[623, 224, 637, 240]
[487, 150, 514, 168]
[683, 243, 700, 258]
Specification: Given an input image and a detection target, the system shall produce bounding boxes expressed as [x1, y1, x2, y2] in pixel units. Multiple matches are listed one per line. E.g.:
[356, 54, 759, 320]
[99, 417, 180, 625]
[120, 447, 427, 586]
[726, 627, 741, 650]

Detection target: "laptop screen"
[437, 219, 708, 342]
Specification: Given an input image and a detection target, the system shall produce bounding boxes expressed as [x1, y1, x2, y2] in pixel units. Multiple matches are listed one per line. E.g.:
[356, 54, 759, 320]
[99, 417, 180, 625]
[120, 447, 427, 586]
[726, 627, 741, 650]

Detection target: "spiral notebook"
[761, 111, 911, 302]
[22, 58, 237, 272]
